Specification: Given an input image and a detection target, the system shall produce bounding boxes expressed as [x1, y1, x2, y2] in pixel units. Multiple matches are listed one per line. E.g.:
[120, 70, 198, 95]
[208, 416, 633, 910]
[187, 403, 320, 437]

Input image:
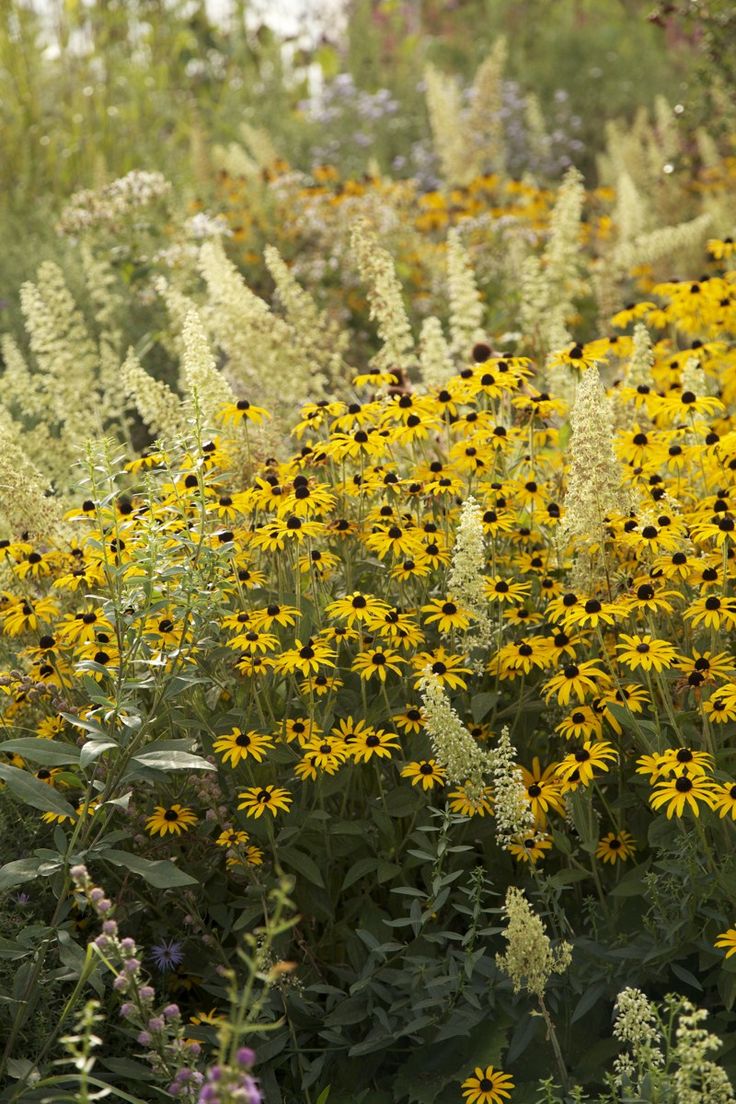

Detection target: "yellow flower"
[649, 775, 716, 818]
[461, 1064, 515, 1104]
[507, 833, 552, 864]
[421, 598, 472, 633]
[350, 728, 401, 763]
[595, 831, 637, 864]
[212, 728, 274, 767]
[400, 759, 447, 791]
[447, 785, 494, 818]
[237, 785, 293, 818]
[145, 804, 198, 837]
[615, 633, 678, 672]
[556, 741, 618, 788]
[352, 646, 405, 682]
[715, 929, 736, 959]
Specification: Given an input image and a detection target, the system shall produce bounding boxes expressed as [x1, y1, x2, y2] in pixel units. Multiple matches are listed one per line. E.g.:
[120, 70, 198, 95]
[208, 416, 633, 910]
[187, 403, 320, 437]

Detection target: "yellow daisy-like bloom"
[615, 633, 678, 672]
[649, 775, 716, 818]
[212, 728, 275, 767]
[421, 598, 472, 634]
[393, 705, 425, 734]
[520, 758, 565, 825]
[226, 844, 264, 868]
[708, 237, 736, 260]
[274, 637, 336, 676]
[595, 830, 637, 865]
[237, 785, 293, 819]
[215, 828, 249, 848]
[350, 728, 401, 763]
[556, 741, 618, 787]
[219, 398, 271, 425]
[411, 649, 472, 690]
[400, 759, 447, 791]
[714, 929, 736, 959]
[543, 660, 607, 705]
[555, 706, 603, 741]
[507, 833, 552, 864]
[447, 785, 494, 818]
[710, 782, 736, 820]
[684, 594, 736, 631]
[352, 646, 405, 682]
[461, 1064, 515, 1104]
[145, 804, 199, 837]
[658, 747, 713, 778]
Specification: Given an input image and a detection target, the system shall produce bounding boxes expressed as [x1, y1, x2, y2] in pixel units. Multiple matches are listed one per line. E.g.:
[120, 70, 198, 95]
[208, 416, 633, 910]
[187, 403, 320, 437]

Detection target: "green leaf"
[670, 962, 703, 991]
[103, 849, 197, 888]
[314, 1089, 331, 1104]
[279, 847, 325, 888]
[0, 763, 76, 816]
[130, 750, 214, 772]
[610, 862, 651, 897]
[342, 857, 378, 891]
[80, 739, 118, 768]
[0, 858, 42, 892]
[0, 738, 80, 765]
[471, 692, 497, 723]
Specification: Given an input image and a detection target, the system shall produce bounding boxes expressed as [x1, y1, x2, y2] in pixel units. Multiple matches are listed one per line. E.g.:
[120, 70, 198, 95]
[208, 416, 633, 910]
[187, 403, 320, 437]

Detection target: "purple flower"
[150, 939, 184, 972]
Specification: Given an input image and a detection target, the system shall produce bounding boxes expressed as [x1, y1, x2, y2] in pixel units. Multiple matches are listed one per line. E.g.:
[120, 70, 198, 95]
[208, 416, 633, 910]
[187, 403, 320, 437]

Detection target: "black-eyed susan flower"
[520, 758, 565, 825]
[659, 747, 713, 778]
[274, 637, 336, 676]
[595, 830, 637, 864]
[325, 592, 389, 625]
[393, 705, 424, 734]
[421, 598, 472, 634]
[237, 786, 293, 819]
[711, 782, 736, 820]
[715, 929, 736, 959]
[219, 398, 271, 425]
[350, 728, 400, 763]
[146, 804, 198, 837]
[543, 660, 607, 705]
[212, 728, 274, 766]
[461, 1064, 514, 1104]
[352, 646, 405, 682]
[448, 785, 494, 817]
[216, 828, 249, 848]
[555, 706, 603, 741]
[615, 633, 678, 672]
[412, 649, 471, 690]
[400, 759, 447, 791]
[649, 775, 716, 818]
[684, 594, 736, 631]
[556, 741, 618, 787]
[507, 833, 552, 863]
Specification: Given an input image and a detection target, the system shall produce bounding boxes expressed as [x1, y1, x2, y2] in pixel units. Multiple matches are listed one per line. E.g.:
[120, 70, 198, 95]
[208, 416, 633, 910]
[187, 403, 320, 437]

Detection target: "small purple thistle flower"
[150, 938, 185, 972]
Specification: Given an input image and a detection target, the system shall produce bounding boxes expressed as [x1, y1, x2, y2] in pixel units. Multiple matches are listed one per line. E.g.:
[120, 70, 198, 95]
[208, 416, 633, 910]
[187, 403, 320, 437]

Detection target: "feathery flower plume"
[423, 63, 468, 186]
[466, 38, 508, 177]
[0, 419, 64, 541]
[121, 349, 186, 440]
[420, 670, 493, 796]
[496, 886, 572, 998]
[447, 229, 485, 363]
[447, 496, 490, 640]
[264, 245, 346, 388]
[626, 322, 655, 389]
[20, 261, 101, 431]
[419, 317, 454, 391]
[612, 988, 664, 1084]
[181, 308, 235, 427]
[490, 726, 535, 847]
[350, 218, 416, 378]
[563, 365, 626, 548]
